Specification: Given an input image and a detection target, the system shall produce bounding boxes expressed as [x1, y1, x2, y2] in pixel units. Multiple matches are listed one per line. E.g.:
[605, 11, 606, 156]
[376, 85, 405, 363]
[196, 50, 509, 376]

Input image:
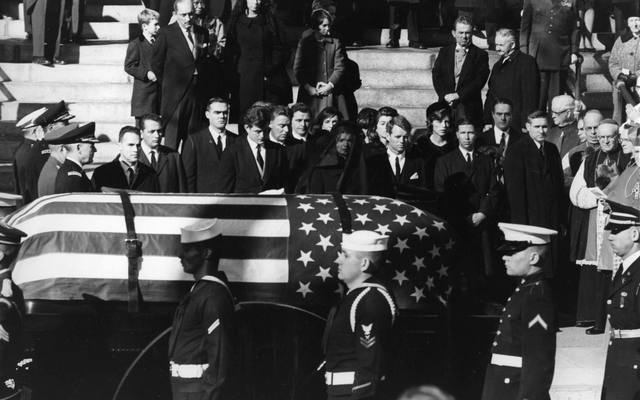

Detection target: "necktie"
[539, 145, 545, 158]
[186, 28, 195, 57]
[499, 132, 506, 148]
[465, 152, 472, 168]
[150, 151, 157, 169]
[395, 156, 401, 180]
[216, 135, 223, 156]
[256, 145, 264, 171]
[127, 167, 135, 188]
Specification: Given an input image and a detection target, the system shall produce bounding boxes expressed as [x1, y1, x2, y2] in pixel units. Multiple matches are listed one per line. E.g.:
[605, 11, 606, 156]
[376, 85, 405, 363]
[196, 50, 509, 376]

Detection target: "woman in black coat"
[225, 0, 292, 120]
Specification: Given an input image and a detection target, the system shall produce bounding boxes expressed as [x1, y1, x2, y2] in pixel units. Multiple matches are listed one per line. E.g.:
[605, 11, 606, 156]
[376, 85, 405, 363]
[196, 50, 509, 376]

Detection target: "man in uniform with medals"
[322, 230, 398, 400]
[481, 223, 558, 400]
[168, 219, 236, 400]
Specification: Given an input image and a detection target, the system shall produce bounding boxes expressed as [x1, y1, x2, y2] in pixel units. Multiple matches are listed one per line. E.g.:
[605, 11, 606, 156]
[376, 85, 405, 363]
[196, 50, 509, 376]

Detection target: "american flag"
[5, 193, 454, 311]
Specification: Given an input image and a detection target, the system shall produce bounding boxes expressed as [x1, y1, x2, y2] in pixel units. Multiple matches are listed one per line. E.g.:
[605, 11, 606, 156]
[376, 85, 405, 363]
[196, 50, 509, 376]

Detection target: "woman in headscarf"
[296, 121, 368, 194]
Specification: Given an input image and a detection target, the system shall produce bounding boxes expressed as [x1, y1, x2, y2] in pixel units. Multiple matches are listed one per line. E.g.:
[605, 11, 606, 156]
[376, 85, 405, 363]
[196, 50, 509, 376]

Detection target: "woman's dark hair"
[356, 108, 378, 137]
[227, 0, 278, 44]
[311, 106, 343, 135]
[308, 8, 333, 29]
[426, 101, 452, 125]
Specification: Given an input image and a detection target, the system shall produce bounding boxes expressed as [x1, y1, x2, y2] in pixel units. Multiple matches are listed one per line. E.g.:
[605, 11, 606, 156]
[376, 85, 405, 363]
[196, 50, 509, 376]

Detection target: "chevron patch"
[360, 336, 376, 348]
[361, 323, 372, 339]
[528, 314, 548, 330]
[67, 171, 82, 177]
[207, 318, 220, 335]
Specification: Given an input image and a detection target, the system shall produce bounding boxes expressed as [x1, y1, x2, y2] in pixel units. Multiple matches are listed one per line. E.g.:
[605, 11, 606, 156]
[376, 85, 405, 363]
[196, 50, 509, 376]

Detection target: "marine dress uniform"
[323, 277, 398, 400]
[481, 223, 558, 400]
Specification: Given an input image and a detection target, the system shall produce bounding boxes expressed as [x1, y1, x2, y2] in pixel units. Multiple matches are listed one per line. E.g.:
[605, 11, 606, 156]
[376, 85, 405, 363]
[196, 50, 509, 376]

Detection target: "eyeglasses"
[551, 109, 569, 116]
[597, 135, 618, 141]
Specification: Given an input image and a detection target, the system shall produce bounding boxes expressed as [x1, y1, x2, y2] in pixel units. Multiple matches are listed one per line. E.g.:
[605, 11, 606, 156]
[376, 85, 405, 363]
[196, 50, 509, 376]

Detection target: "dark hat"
[497, 222, 558, 254]
[44, 122, 80, 143]
[32, 101, 75, 127]
[426, 101, 452, 117]
[45, 122, 98, 145]
[0, 221, 26, 246]
[604, 201, 640, 234]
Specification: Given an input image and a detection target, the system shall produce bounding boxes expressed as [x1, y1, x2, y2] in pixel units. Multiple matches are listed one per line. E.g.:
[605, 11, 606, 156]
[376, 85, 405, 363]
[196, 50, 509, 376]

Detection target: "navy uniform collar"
[518, 272, 545, 287]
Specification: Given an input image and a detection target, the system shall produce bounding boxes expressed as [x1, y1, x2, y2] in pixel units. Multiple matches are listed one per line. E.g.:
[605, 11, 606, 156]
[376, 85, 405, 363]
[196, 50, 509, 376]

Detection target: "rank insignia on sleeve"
[68, 171, 82, 177]
[360, 324, 375, 348]
[207, 318, 220, 334]
[528, 314, 548, 330]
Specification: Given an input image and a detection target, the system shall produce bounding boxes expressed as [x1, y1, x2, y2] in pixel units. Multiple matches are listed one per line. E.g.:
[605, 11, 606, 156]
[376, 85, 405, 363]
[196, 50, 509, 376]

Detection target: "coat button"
[507, 297, 512, 301]
[635, 365, 638, 370]
[607, 300, 612, 305]
[493, 341, 498, 347]
[502, 308, 506, 312]
[504, 378, 510, 384]
[609, 341, 613, 346]
[548, 31, 552, 34]
[515, 288, 520, 292]
[497, 330, 501, 335]
[499, 319, 503, 323]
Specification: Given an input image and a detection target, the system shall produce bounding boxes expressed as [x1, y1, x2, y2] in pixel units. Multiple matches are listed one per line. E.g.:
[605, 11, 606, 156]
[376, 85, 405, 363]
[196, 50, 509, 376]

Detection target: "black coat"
[547, 121, 580, 159]
[483, 51, 540, 130]
[481, 273, 557, 400]
[503, 136, 565, 229]
[181, 128, 238, 193]
[432, 44, 490, 126]
[90, 157, 160, 193]
[284, 136, 307, 193]
[139, 145, 187, 193]
[13, 138, 49, 203]
[152, 23, 208, 124]
[216, 137, 288, 193]
[225, 14, 292, 117]
[476, 127, 524, 149]
[54, 159, 93, 194]
[124, 36, 159, 117]
[366, 152, 428, 198]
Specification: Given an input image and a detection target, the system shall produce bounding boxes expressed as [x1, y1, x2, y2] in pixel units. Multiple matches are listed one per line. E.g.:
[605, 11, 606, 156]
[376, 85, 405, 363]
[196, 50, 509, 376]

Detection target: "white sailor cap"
[497, 223, 557, 253]
[180, 219, 222, 244]
[15, 107, 48, 129]
[341, 230, 389, 252]
[0, 193, 22, 208]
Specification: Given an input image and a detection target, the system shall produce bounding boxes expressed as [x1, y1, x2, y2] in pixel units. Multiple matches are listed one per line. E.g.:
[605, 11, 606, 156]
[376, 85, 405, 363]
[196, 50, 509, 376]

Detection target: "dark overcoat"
[125, 36, 159, 117]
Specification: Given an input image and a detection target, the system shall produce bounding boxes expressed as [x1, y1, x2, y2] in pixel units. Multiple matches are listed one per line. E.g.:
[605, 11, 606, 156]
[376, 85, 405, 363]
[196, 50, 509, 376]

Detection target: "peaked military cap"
[0, 221, 26, 246]
[32, 101, 75, 127]
[497, 223, 558, 254]
[15, 107, 48, 129]
[604, 201, 640, 234]
[45, 122, 98, 145]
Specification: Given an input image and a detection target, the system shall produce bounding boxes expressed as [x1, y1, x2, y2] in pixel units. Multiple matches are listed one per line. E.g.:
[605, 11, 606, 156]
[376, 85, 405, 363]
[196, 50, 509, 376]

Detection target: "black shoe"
[32, 57, 53, 67]
[585, 327, 604, 335]
[575, 320, 595, 327]
[53, 58, 66, 65]
[409, 41, 427, 49]
[386, 40, 399, 48]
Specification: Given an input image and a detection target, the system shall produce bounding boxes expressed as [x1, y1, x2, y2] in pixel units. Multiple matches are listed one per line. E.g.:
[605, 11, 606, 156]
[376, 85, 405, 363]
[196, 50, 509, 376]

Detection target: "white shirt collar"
[142, 31, 155, 43]
[494, 126, 509, 145]
[622, 250, 640, 273]
[387, 148, 405, 160]
[141, 141, 156, 160]
[292, 131, 307, 142]
[459, 147, 473, 159]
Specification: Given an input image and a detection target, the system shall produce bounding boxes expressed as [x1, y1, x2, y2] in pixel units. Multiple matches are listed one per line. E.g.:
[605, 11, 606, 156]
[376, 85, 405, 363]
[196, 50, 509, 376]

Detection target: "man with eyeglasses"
[547, 94, 580, 158]
[563, 110, 602, 186]
[570, 119, 631, 335]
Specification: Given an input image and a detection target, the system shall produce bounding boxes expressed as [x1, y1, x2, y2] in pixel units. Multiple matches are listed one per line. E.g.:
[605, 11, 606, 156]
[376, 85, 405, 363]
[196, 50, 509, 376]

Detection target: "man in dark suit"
[483, 28, 539, 132]
[91, 126, 160, 193]
[53, 123, 98, 194]
[25, 0, 66, 65]
[434, 118, 499, 306]
[547, 94, 580, 159]
[285, 103, 311, 192]
[520, 0, 579, 110]
[432, 16, 490, 127]
[139, 114, 186, 193]
[152, 0, 209, 150]
[182, 98, 237, 193]
[503, 110, 565, 231]
[477, 99, 523, 151]
[216, 106, 288, 194]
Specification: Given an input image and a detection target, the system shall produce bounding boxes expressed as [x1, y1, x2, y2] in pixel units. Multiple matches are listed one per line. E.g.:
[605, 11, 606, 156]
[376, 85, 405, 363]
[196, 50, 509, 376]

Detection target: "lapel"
[262, 143, 276, 183]
[457, 45, 475, 88]
[399, 156, 415, 182]
[110, 157, 130, 188]
[241, 138, 263, 182]
[171, 23, 196, 60]
[155, 149, 168, 174]
[609, 257, 640, 297]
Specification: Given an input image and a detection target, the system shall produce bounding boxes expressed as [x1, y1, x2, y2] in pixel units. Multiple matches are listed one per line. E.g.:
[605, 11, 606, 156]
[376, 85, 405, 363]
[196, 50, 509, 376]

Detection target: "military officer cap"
[181, 219, 222, 244]
[32, 101, 75, 127]
[0, 221, 26, 246]
[44, 122, 80, 143]
[342, 230, 389, 252]
[497, 223, 558, 254]
[15, 107, 48, 130]
[604, 201, 640, 234]
[45, 122, 98, 145]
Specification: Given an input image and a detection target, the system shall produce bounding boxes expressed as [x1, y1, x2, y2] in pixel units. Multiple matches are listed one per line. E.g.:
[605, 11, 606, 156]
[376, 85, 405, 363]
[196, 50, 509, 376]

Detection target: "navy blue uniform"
[54, 159, 92, 194]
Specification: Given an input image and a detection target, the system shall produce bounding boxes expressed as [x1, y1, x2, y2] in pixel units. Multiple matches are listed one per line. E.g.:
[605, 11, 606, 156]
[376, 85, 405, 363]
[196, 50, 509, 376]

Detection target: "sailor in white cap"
[168, 219, 236, 400]
[601, 201, 640, 399]
[481, 222, 558, 400]
[0, 221, 26, 397]
[322, 230, 398, 400]
[12, 107, 50, 204]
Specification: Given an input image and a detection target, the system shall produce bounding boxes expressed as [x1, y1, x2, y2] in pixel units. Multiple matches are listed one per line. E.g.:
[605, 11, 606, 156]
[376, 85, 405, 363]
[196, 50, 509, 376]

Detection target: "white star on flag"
[391, 199, 404, 206]
[437, 265, 449, 277]
[355, 213, 372, 225]
[297, 250, 314, 267]
[413, 227, 429, 240]
[444, 238, 455, 250]
[375, 224, 391, 235]
[392, 270, 409, 286]
[373, 204, 390, 214]
[426, 277, 435, 290]
[296, 195, 310, 199]
[412, 256, 425, 270]
[297, 203, 314, 213]
[353, 199, 369, 205]
[316, 198, 331, 205]
[410, 208, 425, 216]
[316, 267, 332, 282]
[394, 238, 409, 253]
[410, 287, 425, 302]
[316, 235, 334, 251]
[298, 222, 316, 235]
[296, 281, 313, 298]
[432, 221, 446, 231]
[393, 214, 409, 226]
[317, 213, 334, 224]
[428, 245, 441, 258]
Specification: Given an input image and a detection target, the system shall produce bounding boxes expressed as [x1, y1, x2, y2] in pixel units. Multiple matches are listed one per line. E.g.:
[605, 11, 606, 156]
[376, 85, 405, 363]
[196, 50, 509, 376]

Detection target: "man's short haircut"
[493, 98, 514, 112]
[270, 105, 290, 121]
[455, 118, 476, 132]
[495, 28, 517, 43]
[289, 102, 312, 117]
[173, 0, 191, 12]
[454, 15, 473, 29]
[207, 97, 229, 110]
[119, 126, 141, 142]
[138, 8, 160, 25]
[390, 114, 412, 134]
[584, 109, 604, 119]
[140, 113, 162, 131]
[377, 106, 398, 120]
[527, 110, 549, 124]
[243, 106, 271, 129]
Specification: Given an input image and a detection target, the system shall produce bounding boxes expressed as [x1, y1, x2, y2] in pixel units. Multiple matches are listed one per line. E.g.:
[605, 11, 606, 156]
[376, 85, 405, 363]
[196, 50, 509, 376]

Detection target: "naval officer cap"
[15, 107, 48, 130]
[497, 223, 558, 254]
[181, 219, 223, 244]
[604, 201, 640, 234]
[32, 101, 75, 127]
[45, 122, 98, 145]
[0, 221, 26, 246]
[342, 230, 389, 252]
